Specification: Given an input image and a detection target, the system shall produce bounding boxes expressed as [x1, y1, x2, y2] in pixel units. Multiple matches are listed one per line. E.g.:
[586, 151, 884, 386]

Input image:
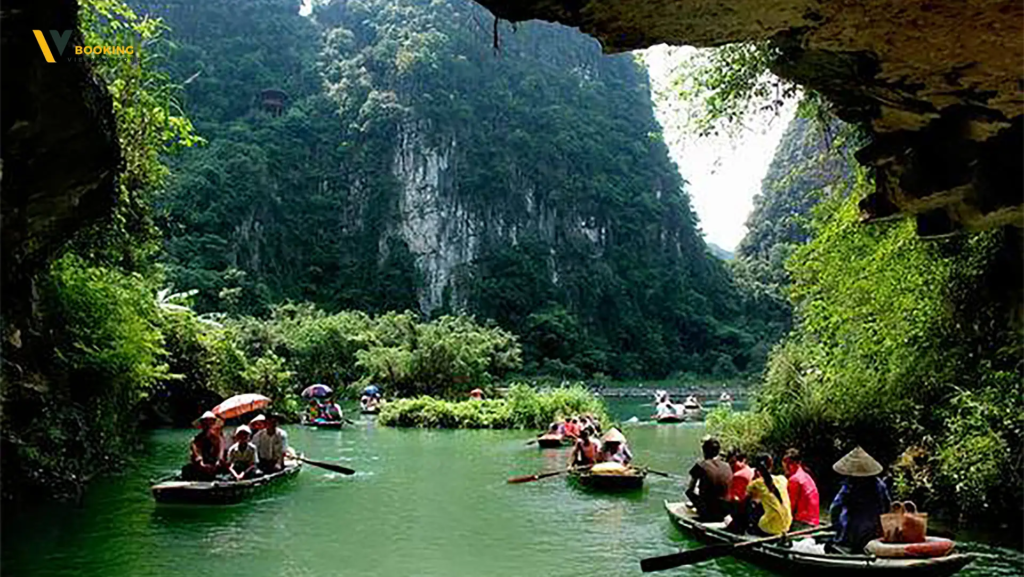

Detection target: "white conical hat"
[602, 428, 626, 443]
[833, 446, 883, 477]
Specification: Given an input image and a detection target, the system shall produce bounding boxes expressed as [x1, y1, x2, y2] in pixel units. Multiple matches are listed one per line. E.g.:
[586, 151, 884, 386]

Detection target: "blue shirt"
[830, 477, 890, 550]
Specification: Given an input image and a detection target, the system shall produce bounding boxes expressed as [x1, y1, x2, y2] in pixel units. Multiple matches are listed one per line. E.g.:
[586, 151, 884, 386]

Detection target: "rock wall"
[471, 0, 1024, 237]
[390, 122, 477, 313]
[1, 0, 121, 325]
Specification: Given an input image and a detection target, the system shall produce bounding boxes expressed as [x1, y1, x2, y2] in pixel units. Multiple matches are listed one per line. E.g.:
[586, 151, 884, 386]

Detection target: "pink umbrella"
[212, 393, 271, 420]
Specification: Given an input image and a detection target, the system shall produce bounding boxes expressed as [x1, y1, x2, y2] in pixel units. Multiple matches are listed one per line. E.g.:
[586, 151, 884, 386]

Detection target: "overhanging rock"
[472, 0, 1024, 235]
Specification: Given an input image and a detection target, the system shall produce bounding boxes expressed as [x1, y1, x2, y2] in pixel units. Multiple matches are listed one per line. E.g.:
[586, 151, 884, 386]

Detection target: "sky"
[640, 46, 797, 252]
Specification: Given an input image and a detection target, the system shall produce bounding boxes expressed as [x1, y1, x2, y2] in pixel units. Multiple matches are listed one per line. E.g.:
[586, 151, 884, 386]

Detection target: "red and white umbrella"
[212, 393, 271, 420]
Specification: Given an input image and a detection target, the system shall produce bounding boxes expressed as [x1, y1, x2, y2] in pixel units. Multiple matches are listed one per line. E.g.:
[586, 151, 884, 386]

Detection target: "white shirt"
[253, 428, 289, 463]
[226, 441, 257, 466]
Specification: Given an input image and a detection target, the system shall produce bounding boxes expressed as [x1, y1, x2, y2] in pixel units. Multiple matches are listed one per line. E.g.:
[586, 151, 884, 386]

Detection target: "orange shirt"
[728, 463, 754, 501]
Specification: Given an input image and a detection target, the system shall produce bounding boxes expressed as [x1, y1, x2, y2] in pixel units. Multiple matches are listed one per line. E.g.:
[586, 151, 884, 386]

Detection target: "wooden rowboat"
[360, 406, 380, 415]
[536, 434, 571, 448]
[655, 414, 686, 424]
[663, 501, 976, 576]
[151, 460, 302, 505]
[569, 463, 645, 492]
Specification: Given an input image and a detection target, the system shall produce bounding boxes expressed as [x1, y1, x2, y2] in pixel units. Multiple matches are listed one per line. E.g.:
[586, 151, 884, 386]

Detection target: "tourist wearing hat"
[183, 410, 224, 481]
[828, 446, 891, 553]
[252, 413, 289, 473]
[225, 425, 259, 481]
[686, 436, 733, 522]
[598, 428, 633, 465]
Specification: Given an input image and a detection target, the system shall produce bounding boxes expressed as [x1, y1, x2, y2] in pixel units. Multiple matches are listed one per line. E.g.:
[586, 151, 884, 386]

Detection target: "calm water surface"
[3, 398, 1020, 576]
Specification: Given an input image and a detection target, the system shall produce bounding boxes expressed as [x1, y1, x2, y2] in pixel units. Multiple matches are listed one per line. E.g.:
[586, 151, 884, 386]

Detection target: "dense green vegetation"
[710, 130, 1023, 520]
[1, 0, 200, 500]
[139, 0, 780, 380]
[379, 384, 610, 429]
[150, 305, 522, 425]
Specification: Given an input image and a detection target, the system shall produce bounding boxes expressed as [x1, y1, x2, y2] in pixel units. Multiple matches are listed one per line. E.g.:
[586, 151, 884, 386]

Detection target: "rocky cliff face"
[1, 0, 121, 328]
[390, 122, 474, 313]
[472, 0, 1024, 238]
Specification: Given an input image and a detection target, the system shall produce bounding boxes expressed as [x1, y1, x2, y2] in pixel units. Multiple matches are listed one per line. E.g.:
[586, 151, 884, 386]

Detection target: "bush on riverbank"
[150, 305, 523, 424]
[378, 384, 610, 429]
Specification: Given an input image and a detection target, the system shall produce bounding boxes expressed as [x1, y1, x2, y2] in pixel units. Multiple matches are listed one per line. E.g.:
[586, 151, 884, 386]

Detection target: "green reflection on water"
[2, 400, 1019, 577]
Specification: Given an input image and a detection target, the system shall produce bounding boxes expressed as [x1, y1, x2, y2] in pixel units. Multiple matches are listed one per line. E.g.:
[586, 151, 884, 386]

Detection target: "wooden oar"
[296, 456, 355, 475]
[642, 468, 683, 479]
[507, 464, 593, 484]
[640, 523, 832, 572]
[507, 470, 566, 484]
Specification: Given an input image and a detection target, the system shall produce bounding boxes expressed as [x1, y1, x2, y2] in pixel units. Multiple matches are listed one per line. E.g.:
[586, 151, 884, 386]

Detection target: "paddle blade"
[640, 544, 731, 572]
[507, 474, 540, 484]
[300, 457, 355, 475]
[507, 470, 563, 484]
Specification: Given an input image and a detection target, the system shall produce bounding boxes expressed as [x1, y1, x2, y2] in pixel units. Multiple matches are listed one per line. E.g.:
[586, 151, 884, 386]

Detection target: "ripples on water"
[2, 398, 1020, 577]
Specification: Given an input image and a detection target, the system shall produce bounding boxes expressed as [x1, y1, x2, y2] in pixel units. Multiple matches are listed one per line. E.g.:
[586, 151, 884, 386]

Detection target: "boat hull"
[152, 461, 302, 505]
[569, 468, 645, 492]
[537, 434, 570, 448]
[663, 501, 975, 577]
[305, 420, 344, 429]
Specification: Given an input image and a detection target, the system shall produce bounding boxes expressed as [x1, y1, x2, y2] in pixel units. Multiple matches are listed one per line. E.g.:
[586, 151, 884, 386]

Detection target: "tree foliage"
[378, 383, 610, 429]
[712, 162, 1023, 518]
[137, 0, 776, 380]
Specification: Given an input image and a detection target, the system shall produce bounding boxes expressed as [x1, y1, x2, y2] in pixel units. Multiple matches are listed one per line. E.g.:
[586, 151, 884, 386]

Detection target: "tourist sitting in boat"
[563, 417, 581, 438]
[322, 401, 343, 422]
[730, 454, 792, 536]
[828, 446, 890, 553]
[182, 411, 224, 481]
[655, 401, 677, 418]
[225, 425, 260, 481]
[583, 413, 602, 434]
[307, 399, 325, 422]
[598, 428, 633, 465]
[725, 447, 753, 502]
[567, 427, 600, 468]
[469, 388, 484, 400]
[251, 413, 289, 473]
[360, 394, 379, 412]
[683, 395, 701, 409]
[685, 436, 733, 521]
[783, 448, 820, 529]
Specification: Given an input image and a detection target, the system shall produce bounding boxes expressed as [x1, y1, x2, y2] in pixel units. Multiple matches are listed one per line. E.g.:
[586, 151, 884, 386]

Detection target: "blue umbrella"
[301, 384, 333, 398]
[363, 385, 381, 397]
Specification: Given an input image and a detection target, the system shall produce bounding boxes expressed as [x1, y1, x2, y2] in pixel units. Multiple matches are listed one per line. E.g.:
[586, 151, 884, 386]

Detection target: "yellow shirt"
[747, 474, 793, 535]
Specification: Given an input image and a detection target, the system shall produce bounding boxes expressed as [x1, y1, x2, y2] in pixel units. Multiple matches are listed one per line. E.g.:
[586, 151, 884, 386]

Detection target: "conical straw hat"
[602, 428, 626, 443]
[833, 446, 882, 477]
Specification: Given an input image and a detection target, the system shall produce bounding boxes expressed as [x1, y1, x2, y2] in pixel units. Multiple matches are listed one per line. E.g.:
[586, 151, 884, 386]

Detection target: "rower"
[251, 413, 289, 473]
[567, 427, 600, 469]
[182, 411, 223, 481]
[828, 447, 890, 553]
[598, 428, 633, 465]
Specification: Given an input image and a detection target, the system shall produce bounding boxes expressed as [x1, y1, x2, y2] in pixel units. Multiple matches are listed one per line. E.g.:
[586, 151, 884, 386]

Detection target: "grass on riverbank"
[378, 383, 610, 429]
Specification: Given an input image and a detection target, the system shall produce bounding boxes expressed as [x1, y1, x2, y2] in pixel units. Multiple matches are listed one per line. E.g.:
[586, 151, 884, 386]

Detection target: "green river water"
[2, 398, 1020, 577]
